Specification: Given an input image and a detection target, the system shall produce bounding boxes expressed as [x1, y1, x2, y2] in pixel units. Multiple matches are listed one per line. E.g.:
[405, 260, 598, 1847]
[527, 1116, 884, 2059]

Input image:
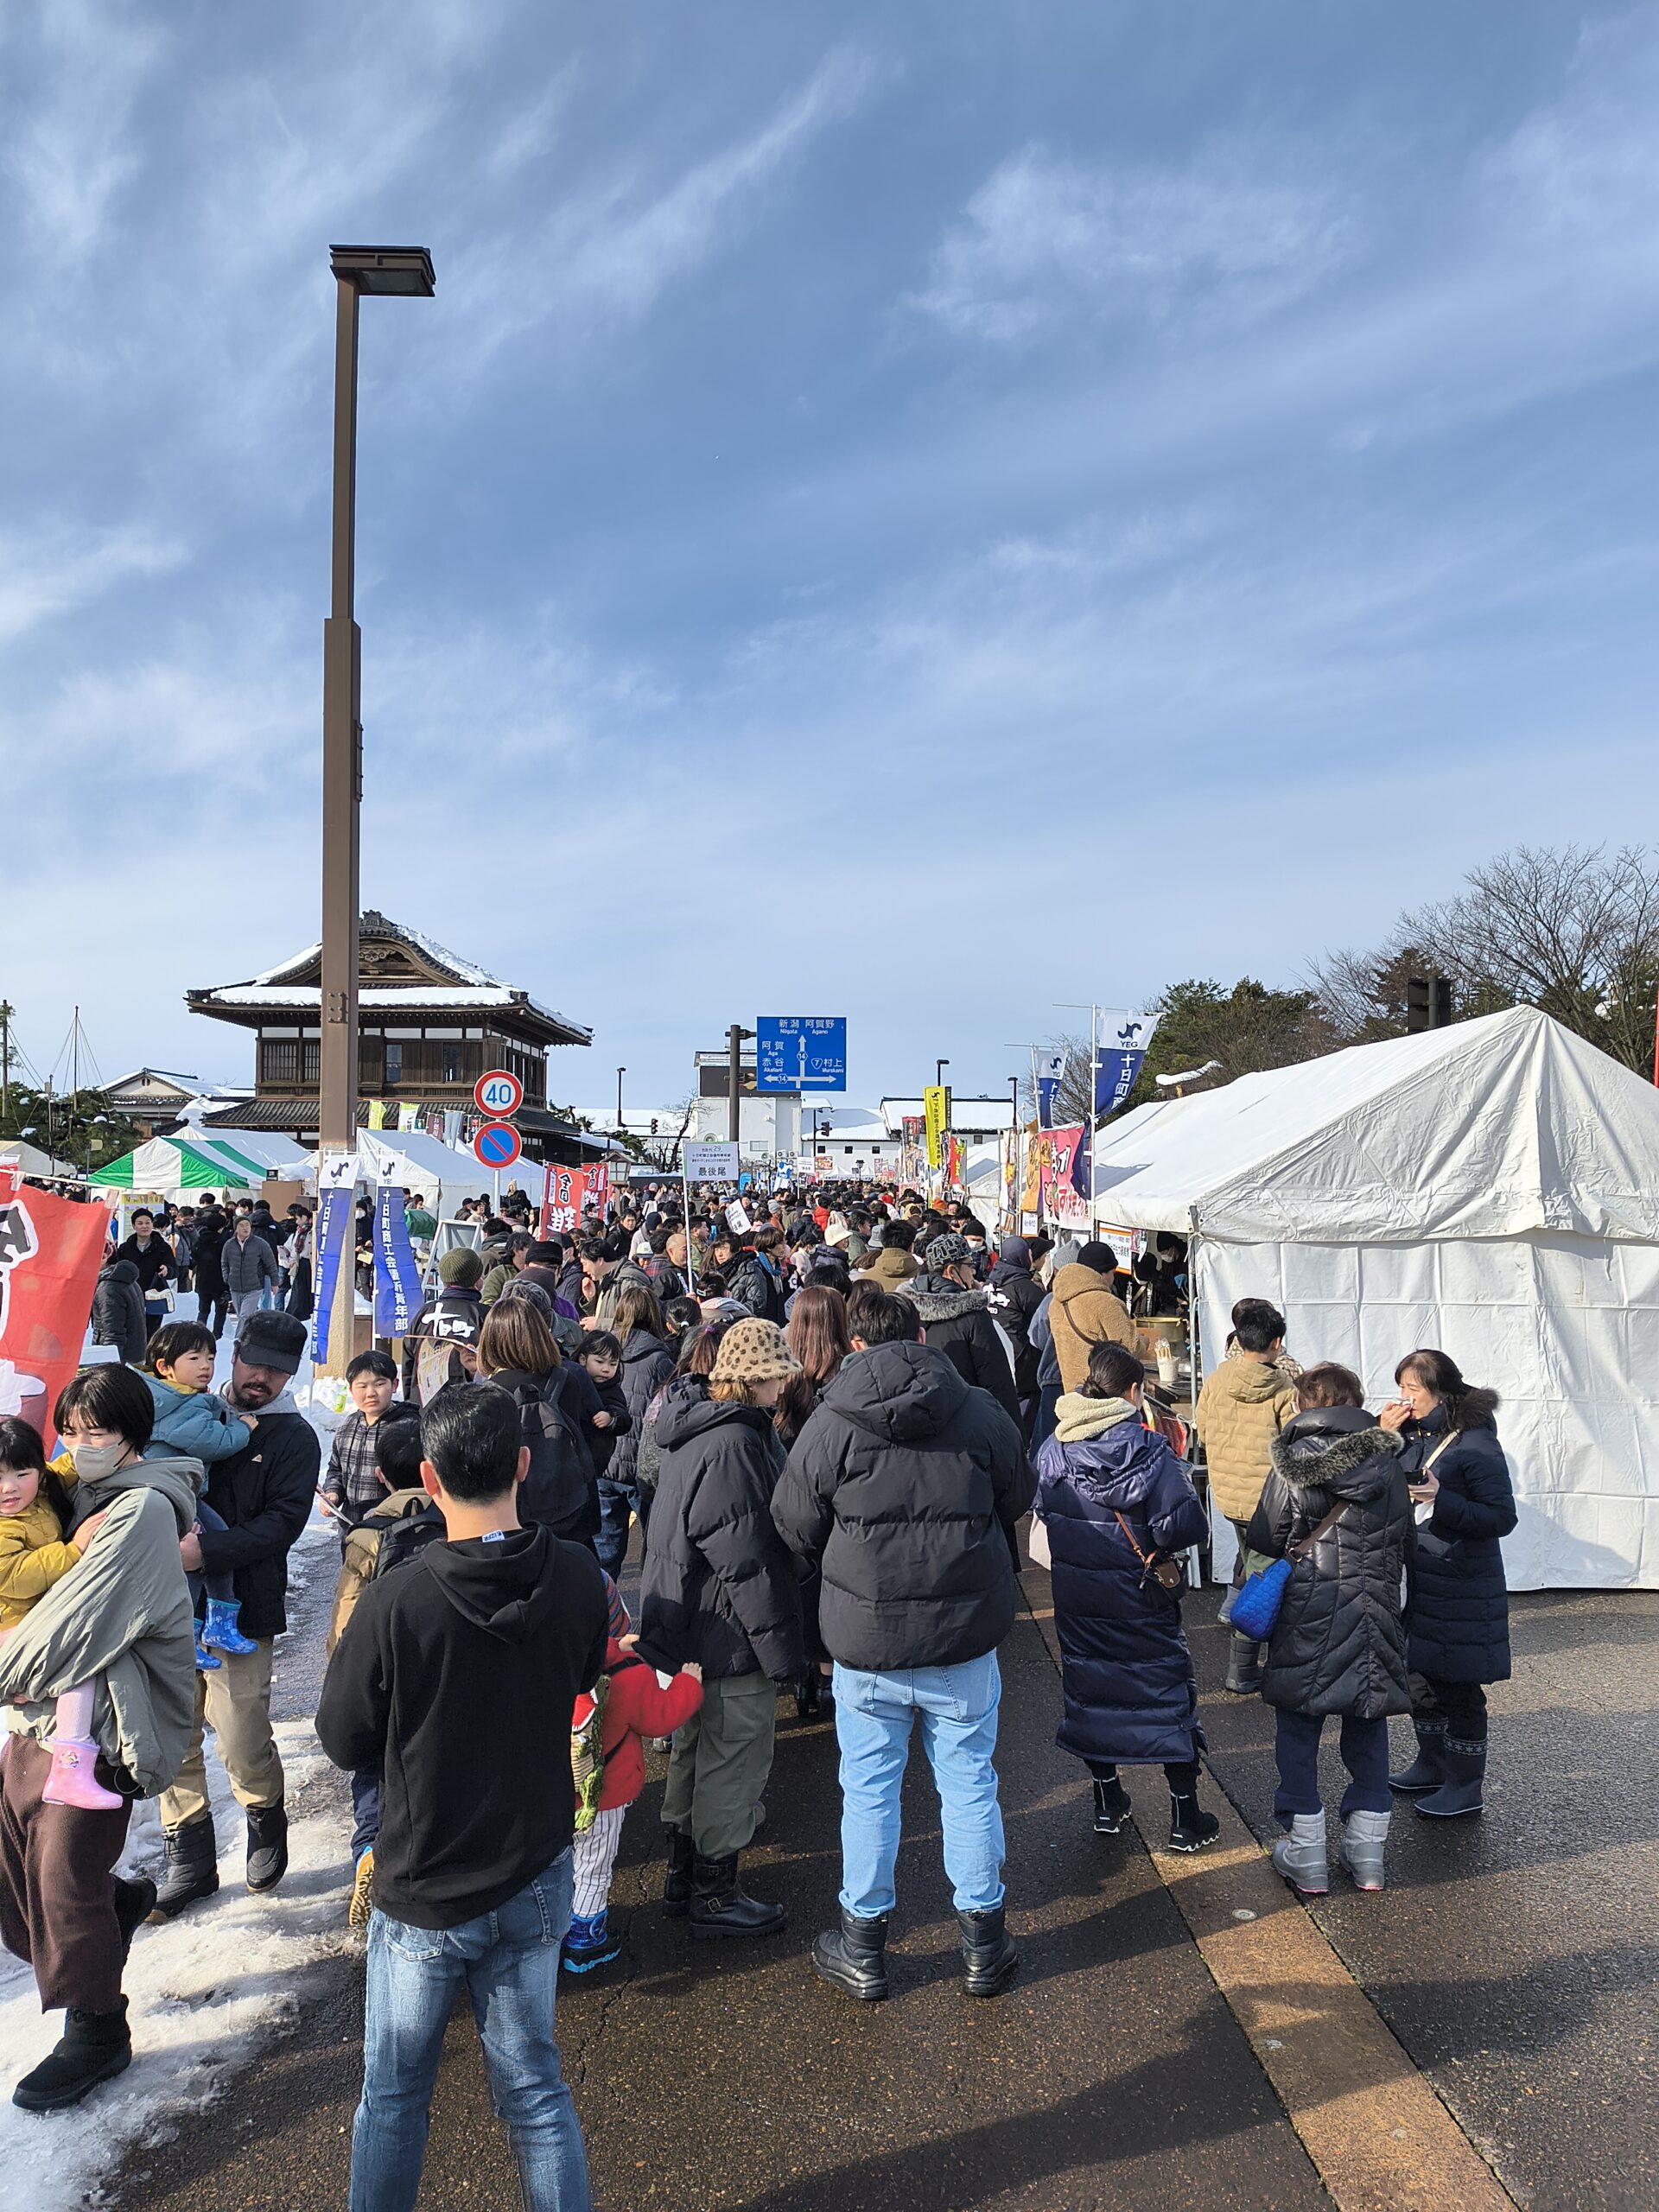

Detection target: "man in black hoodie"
[318, 1382, 606, 2212]
[985, 1235, 1046, 1441]
[772, 1290, 1031, 2006]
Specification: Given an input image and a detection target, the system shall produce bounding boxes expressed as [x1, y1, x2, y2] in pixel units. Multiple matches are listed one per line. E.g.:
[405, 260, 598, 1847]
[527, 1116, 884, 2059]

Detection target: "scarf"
[1052, 1393, 1141, 1446]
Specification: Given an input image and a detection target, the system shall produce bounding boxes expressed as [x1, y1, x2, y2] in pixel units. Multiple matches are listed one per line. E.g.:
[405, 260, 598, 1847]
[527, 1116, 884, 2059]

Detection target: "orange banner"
[0, 1168, 111, 1442]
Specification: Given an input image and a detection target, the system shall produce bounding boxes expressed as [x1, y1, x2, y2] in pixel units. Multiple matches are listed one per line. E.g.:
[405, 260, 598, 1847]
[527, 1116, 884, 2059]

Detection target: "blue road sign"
[474, 1120, 523, 1168]
[756, 1016, 847, 1093]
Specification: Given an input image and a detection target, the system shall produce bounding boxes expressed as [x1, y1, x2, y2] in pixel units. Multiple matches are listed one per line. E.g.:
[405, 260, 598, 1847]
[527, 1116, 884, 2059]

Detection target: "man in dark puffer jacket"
[985, 1235, 1046, 1440]
[772, 1290, 1031, 2005]
[906, 1235, 1021, 1436]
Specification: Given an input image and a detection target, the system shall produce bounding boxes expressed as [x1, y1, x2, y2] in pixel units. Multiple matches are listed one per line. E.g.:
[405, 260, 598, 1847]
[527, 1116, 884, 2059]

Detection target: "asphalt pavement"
[118, 1558, 1659, 2212]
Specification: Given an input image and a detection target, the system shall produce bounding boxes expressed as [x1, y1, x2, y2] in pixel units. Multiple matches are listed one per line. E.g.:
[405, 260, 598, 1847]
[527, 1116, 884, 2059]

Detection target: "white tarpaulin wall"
[1088, 1007, 1659, 1591]
[356, 1128, 498, 1205]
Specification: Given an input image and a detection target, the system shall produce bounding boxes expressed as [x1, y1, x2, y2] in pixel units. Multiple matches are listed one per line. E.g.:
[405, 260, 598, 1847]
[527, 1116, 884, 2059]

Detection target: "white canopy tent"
[1089, 1007, 1659, 1590]
[356, 1128, 500, 1208]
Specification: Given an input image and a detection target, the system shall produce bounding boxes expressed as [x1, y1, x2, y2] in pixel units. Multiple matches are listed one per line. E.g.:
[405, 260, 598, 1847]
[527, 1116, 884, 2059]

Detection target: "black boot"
[245, 1801, 289, 1893]
[1224, 1634, 1264, 1694]
[113, 1875, 157, 1962]
[663, 1827, 694, 1918]
[1415, 1736, 1486, 1819]
[957, 1906, 1018, 1997]
[1167, 1789, 1222, 1854]
[1389, 1719, 1448, 1792]
[13, 1999, 131, 2111]
[812, 1907, 889, 2001]
[1092, 1774, 1132, 1835]
[689, 1851, 785, 1939]
[149, 1816, 219, 1921]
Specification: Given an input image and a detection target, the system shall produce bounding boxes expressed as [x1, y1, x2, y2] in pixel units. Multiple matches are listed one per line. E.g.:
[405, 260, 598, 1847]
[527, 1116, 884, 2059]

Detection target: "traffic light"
[1407, 976, 1452, 1032]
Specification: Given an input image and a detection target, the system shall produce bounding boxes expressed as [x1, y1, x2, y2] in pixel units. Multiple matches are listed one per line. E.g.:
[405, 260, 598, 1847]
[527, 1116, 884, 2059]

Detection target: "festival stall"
[356, 1127, 497, 1211]
[86, 1135, 265, 1198]
[1088, 1006, 1659, 1591]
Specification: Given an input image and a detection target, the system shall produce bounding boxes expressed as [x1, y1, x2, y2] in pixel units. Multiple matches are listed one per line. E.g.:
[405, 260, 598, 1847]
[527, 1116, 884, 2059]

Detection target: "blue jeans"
[350, 1851, 589, 2212]
[594, 1477, 642, 1579]
[1274, 1708, 1391, 1821]
[832, 1652, 1006, 1919]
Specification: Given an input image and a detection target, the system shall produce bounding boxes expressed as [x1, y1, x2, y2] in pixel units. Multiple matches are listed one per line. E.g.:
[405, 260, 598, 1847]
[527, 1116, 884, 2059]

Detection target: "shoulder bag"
[1230, 1497, 1351, 1640]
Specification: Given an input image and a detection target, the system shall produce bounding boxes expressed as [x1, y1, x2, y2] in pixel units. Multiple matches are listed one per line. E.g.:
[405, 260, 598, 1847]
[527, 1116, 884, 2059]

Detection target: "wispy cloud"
[0, 523, 184, 646]
[914, 141, 1357, 345]
[1, 0, 162, 261]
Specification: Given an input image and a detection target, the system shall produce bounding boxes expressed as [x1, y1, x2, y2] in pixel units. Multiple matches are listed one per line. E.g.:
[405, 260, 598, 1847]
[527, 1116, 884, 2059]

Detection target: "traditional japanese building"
[186, 912, 602, 1165]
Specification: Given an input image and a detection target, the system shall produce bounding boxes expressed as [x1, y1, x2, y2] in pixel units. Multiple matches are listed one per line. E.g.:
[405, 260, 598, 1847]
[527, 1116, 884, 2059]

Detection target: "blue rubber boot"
[194, 1630, 221, 1672]
[562, 1910, 621, 1973]
[201, 1599, 257, 1656]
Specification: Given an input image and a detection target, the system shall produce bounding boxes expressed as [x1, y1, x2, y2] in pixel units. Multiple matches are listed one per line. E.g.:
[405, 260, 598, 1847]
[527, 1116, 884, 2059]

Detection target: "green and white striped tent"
[86, 1135, 267, 1195]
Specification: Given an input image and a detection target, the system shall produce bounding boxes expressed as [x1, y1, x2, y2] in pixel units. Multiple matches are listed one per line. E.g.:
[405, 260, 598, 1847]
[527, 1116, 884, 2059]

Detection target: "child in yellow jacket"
[0, 1415, 122, 1809]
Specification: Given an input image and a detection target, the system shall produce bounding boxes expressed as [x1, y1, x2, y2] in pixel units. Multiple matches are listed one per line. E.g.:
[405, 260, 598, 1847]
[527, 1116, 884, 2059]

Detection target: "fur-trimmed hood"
[1270, 1405, 1402, 1498]
[906, 1277, 989, 1326]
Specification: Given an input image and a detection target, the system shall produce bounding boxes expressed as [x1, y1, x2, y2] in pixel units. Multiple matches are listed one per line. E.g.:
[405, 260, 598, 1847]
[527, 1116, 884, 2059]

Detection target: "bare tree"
[1017, 1033, 1094, 1127]
[1311, 845, 1659, 1072]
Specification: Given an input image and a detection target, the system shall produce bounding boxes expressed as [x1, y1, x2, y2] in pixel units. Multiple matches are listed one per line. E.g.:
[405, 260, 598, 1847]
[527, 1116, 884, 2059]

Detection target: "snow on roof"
[206, 985, 538, 1010]
[249, 914, 501, 992]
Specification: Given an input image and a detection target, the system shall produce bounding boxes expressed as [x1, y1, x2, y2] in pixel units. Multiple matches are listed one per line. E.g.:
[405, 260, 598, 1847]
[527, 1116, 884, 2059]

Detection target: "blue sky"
[3, 2, 1657, 1113]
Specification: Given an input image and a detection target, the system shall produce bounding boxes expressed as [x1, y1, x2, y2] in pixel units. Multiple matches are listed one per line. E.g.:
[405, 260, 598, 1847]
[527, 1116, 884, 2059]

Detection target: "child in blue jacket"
[142, 1321, 260, 1669]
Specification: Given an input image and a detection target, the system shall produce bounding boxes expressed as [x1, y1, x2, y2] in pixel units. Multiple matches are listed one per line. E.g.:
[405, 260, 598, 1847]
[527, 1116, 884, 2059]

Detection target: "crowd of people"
[0, 1173, 1517, 2212]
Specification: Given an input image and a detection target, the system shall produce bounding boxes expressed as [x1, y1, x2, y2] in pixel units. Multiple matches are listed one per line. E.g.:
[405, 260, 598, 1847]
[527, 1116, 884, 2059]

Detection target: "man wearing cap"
[153, 1310, 321, 1916]
[905, 1234, 1022, 1437]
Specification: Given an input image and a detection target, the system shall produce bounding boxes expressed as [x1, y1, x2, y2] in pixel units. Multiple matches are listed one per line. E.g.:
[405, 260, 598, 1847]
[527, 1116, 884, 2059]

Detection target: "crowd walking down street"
[0, 1175, 1637, 2212]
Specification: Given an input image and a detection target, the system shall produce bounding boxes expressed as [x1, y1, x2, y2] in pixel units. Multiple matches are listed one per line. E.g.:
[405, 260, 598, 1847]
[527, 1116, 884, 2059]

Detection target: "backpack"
[569, 1656, 645, 1831]
[515, 1372, 594, 1535]
[371, 1501, 447, 1582]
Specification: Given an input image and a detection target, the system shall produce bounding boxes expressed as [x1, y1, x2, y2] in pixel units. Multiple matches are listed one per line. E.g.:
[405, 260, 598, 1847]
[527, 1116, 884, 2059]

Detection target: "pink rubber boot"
[41, 1684, 124, 1812]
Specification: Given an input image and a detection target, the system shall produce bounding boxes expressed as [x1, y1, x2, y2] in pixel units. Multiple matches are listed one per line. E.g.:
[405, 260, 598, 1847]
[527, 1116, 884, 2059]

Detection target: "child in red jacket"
[565, 1637, 703, 1972]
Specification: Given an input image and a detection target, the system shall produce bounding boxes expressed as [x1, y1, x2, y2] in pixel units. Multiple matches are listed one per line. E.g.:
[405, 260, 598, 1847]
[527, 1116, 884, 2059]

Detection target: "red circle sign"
[473, 1121, 523, 1168]
[474, 1068, 524, 1117]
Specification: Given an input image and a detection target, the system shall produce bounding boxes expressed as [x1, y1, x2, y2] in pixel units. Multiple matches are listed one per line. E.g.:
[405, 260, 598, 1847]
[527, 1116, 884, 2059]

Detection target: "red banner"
[0, 1168, 111, 1440]
[540, 1164, 586, 1237]
[1040, 1125, 1091, 1230]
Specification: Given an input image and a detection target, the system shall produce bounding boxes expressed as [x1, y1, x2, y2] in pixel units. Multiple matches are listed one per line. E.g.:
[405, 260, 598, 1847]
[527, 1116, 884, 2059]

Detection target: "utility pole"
[727, 1024, 754, 1145]
[0, 1001, 11, 1122]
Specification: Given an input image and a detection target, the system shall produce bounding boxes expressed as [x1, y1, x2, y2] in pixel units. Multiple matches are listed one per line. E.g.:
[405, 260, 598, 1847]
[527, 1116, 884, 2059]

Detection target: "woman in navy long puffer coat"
[1380, 1347, 1516, 1821]
[1034, 1340, 1220, 1854]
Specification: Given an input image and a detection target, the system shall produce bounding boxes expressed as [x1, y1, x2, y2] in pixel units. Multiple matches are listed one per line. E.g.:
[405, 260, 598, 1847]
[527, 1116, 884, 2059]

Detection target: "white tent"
[357, 1128, 500, 1207]
[0, 1139, 79, 1179]
[177, 1120, 314, 1179]
[1089, 1007, 1659, 1590]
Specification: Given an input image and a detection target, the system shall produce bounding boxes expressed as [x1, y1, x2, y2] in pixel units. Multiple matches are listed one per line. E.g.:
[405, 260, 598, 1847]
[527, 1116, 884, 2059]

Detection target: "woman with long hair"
[778, 1286, 854, 1718]
[475, 1299, 601, 1548]
[1379, 1348, 1515, 1819]
[606, 1284, 675, 1560]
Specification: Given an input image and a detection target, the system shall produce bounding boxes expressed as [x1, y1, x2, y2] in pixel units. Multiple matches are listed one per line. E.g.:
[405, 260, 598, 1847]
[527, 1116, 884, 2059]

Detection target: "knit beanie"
[1076, 1241, 1120, 1277]
[824, 1221, 852, 1248]
[923, 1232, 971, 1273]
[438, 1247, 485, 1287]
[709, 1318, 802, 1385]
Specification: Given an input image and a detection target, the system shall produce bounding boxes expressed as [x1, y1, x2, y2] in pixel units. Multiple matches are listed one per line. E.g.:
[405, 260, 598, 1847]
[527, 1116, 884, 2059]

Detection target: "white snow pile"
[0, 1704, 354, 2211]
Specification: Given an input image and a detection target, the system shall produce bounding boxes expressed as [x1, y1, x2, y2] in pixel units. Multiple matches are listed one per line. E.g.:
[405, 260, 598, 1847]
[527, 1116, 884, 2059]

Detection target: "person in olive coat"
[1247, 1364, 1412, 1894]
[1379, 1347, 1516, 1820]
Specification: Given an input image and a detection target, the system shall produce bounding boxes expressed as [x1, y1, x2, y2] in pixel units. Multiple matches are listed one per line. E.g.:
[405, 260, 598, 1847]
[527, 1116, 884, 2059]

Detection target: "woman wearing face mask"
[0, 1369, 197, 2111]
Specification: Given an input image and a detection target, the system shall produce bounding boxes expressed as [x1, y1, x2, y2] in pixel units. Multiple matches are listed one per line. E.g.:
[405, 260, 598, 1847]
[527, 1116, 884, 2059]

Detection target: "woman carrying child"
[0, 1370, 197, 2108]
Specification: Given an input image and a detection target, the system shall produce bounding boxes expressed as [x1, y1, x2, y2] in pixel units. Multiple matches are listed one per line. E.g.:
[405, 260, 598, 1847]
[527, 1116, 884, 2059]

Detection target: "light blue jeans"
[350, 1850, 590, 2212]
[832, 1651, 1007, 1919]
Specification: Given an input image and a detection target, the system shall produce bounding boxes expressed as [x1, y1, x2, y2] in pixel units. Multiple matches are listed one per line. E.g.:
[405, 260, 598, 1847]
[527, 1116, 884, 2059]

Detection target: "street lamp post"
[935, 1058, 950, 1093]
[319, 245, 435, 1377]
[616, 1066, 626, 1132]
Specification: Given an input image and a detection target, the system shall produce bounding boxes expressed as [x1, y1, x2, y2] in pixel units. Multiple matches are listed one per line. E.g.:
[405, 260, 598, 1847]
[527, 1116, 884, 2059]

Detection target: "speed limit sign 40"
[474, 1068, 524, 1117]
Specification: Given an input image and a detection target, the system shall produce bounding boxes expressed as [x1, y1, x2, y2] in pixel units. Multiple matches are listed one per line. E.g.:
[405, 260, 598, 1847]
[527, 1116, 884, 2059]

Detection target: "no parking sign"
[474, 1121, 523, 1169]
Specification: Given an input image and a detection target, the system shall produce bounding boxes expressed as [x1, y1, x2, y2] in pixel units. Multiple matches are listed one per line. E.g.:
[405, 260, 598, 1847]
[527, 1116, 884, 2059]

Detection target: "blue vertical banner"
[310, 1184, 353, 1366]
[373, 1185, 423, 1337]
[1092, 1011, 1160, 1118]
[1035, 1051, 1066, 1128]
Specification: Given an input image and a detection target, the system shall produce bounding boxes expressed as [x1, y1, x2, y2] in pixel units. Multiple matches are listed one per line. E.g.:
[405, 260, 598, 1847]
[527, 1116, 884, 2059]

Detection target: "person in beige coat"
[1048, 1246, 1144, 1394]
[1194, 1299, 1298, 1694]
[854, 1220, 921, 1290]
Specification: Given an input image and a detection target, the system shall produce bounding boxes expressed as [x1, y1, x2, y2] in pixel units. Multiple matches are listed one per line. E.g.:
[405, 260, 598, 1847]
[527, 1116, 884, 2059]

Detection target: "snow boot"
[689, 1851, 785, 1939]
[663, 1826, 694, 1918]
[348, 1847, 376, 1930]
[245, 1800, 289, 1892]
[201, 1599, 257, 1656]
[194, 1629, 221, 1672]
[1415, 1738, 1486, 1819]
[1271, 1812, 1329, 1896]
[1167, 1789, 1222, 1855]
[1092, 1774, 1133, 1835]
[1337, 1809, 1390, 1891]
[812, 1908, 889, 2002]
[12, 1999, 131, 2112]
[1224, 1634, 1264, 1695]
[1389, 1719, 1448, 1792]
[149, 1815, 219, 1920]
[41, 1738, 124, 1812]
[957, 1906, 1019, 1998]
[112, 1875, 157, 1963]
[562, 1910, 623, 1974]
